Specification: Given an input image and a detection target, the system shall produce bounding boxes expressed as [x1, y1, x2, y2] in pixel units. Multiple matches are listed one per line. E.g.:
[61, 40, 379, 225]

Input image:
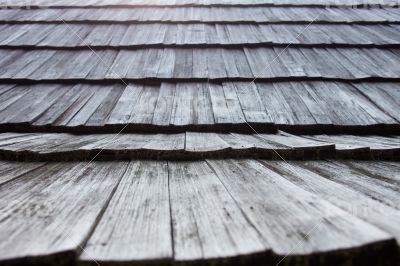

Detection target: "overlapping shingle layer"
[1, 7, 400, 23]
[1, 48, 400, 81]
[1, 160, 400, 266]
[0, 131, 399, 160]
[2, 24, 400, 47]
[0, 82, 398, 133]
[0, 1, 399, 265]
[0, 0, 399, 7]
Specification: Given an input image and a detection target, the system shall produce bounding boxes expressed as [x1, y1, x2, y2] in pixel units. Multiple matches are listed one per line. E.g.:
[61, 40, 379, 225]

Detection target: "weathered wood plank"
[168, 161, 268, 262]
[170, 83, 214, 126]
[0, 48, 399, 80]
[128, 85, 160, 124]
[0, 5, 400, 23]
[185, 132, 230, 152]
[354, 82, 400, 122]
[67, 85, 111, 127]
[347, 161, 400, 186]
[143, 133, 186, 152]
[207, 159, 394, 264]
[0, 82, 397, 132]
[311, 160, 400, 211]
[0, 132, 399, 160]
[233, 82, 272, 124]
[53, 85, 98, 126]
[262, 160, 400, 247]
[80, 161, 172, 265]
[0, 161, 129, 266]
[152, 82, 176, 126]
[32, 84, 82, 126]
[107, 84, 144, 125]
[85, 84, 125, 126]
[0, 160, 45, 185]
[220, 82, 247, 124]
[269, 131, 335, 150]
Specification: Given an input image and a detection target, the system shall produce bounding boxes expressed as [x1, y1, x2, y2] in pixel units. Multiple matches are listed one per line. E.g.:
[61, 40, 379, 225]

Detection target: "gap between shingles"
[350, 82, 400, 124]
[166, 161, 176, 262]
[75, 162, 131, 258]
[204, 159, 271, 247]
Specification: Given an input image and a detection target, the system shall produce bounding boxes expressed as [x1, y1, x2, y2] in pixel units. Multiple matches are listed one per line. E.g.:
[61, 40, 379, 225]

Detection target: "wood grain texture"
[1, 0, 399, 7]
[206, 159, 397, 265]
[0, 131, 398, 160]
[305, 134, 400, 159]
[347, 161, 400, 185]
[2, 23, 400, 47]
[0, 161, 129, 266]
[262, 160, 400, 245]
[0, 160, 45, 185]
[0, 1, 400, 265]
[168, 161, 269, 263]
[81, 161, 173, 265]
[1, 6, 400, 23]
[0, 160, 399, 266]
[0, 82, 397, 134]
[310, 160, 400, 211]
[0, 48, 400, 81]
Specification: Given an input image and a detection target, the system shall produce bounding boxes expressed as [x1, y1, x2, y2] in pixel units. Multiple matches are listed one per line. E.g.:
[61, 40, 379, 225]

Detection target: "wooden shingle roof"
[0, 1, 399, 266]
[0, 82, 399, 133]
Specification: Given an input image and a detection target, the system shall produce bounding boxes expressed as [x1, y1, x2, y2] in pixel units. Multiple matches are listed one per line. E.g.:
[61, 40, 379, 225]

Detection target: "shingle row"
[1, 23, 399, 47]
[0, 0, 398, 7]
[0, 82, 397, 132]
[1, 48, 400, 80]
[1, 7, 400, 23]
[1, 159, 399, 266]
[0, 131, 398, 160]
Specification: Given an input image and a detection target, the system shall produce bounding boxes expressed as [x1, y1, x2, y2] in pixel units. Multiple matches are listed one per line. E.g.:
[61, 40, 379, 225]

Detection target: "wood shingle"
[0, 1, 399, 265]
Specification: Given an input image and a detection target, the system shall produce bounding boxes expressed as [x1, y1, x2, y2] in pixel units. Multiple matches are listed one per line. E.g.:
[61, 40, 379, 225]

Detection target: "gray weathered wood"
[168, 161, 268, 262]
[0, 160, 45, 185]
[263, 160, 400, 245]
[0, 82, 396, 132]
[0, 132, 399, 160]
[207, 159, 393, 260]
[80, 161, 173, 265]
[312, 160, 400, 211]
[0, 48, 399, 80]
[0, 161, 129, 265]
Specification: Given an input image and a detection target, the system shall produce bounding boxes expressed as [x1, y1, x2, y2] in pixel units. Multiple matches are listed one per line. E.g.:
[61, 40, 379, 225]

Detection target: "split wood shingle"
[0, 160, 399, 266]
[1, 48, 400, 80]
[0, 82, 397, 133]
[2, 23, 400, 47]
[0, 1, 399, 265]
[0, 131, 399, 160]
[1, 0, 400, 7]
[2, 7, 400, 23]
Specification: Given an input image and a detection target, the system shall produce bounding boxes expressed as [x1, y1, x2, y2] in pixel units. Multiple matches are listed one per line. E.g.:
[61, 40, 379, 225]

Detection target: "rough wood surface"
[305, 134, 400, 159]
[206, 159, 397, 265]
[2, 23, 400, 47]
[263, 160, 400, 244]
[0, 161, 129, 266]
[0, 131, 398, 160]
[0, 82, 397, 134]
[310, 160, 400, 211]
[1, 0, 399, 7]
[81, 161, 173, 265]
[1, 48, 400, 81]
[0, 1, 400, 266]
[168, 161, 268, 263]
[0, 160, 399, 266]
[347, 161, 400, 185]
[0, 160, 44, 185]
[1, 6, 400, 23]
